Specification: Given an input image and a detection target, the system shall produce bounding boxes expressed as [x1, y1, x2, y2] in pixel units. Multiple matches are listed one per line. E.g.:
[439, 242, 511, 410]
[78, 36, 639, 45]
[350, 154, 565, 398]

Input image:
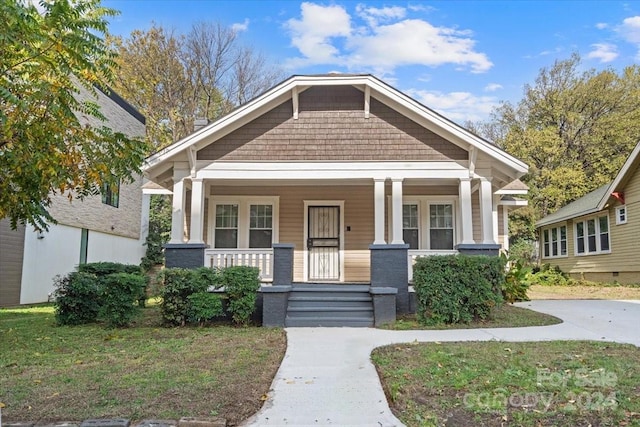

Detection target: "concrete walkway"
[241, 300, 640, 426]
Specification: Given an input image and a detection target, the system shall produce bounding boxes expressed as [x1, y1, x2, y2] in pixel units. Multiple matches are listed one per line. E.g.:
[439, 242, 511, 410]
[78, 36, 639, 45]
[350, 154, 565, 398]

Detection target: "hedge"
[413, 255, 504, 325]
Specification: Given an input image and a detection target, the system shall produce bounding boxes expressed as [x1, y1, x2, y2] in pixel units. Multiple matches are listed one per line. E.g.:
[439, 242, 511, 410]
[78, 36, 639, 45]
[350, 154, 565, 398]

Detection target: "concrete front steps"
[285, 284, 374, 327]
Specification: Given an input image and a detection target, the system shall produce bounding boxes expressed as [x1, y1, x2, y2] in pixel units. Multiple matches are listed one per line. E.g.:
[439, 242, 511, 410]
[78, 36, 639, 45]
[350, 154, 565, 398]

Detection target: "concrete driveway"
[242, 300, 640, 426]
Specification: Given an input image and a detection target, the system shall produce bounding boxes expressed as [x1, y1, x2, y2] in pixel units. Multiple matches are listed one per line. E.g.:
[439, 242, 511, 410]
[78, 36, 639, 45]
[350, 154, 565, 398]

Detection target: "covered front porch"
[163, 161, 513, 283]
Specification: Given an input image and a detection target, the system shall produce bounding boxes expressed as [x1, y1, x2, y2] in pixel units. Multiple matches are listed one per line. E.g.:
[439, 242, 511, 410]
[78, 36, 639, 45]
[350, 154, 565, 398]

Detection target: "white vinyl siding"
[575, 215, 610, 256]
[542, 224, 567, 259]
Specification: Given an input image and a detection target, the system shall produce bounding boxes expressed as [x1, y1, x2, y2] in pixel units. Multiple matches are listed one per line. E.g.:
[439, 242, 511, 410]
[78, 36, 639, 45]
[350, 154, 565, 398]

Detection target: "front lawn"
[528, 284, 640, 300]
[0, 305, 286, 424]
[373, 341, 640, 426]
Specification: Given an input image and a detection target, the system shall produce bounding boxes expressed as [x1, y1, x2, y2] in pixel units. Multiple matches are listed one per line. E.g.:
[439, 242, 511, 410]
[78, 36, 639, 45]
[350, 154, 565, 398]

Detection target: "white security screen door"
[307, 206, 340, 281]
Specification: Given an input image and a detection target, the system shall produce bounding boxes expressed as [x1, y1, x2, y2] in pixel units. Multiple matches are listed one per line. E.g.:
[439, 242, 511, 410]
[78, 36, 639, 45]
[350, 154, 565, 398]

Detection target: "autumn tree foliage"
[485, 54, 640, 242]
[0, 0, 148, 229]
[110, 22, 284, 151]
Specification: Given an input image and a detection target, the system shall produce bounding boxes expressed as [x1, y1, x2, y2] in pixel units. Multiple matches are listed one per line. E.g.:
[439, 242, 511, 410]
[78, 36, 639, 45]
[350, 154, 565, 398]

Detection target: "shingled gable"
[143, 74, 527, 183]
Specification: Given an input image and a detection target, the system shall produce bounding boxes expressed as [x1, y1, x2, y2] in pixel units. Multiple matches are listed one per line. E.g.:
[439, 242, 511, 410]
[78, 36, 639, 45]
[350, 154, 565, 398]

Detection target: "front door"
[307, 206, 340, 281]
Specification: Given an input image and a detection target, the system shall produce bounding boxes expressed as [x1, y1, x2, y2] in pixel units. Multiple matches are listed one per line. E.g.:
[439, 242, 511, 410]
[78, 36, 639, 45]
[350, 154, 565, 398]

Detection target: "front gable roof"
[143, 74, 527, 184]
[536, 141, 640, 228]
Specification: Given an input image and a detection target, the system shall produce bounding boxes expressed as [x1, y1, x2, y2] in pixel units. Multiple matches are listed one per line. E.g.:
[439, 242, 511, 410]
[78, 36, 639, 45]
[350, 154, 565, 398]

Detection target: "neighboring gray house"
[0, 85, 148, 307]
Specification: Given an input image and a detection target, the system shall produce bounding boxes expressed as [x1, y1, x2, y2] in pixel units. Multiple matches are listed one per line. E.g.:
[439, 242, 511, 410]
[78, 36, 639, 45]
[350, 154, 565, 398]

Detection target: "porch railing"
[408, 249, 458, 282]
[205, 249, 274, 282]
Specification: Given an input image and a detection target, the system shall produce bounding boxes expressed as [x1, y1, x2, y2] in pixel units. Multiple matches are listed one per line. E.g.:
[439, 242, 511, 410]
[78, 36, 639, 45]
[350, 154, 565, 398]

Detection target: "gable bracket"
[292, 87, 299, 120]
[188, 146, 197, 178]
[468, 146, 477, 178]
[364, 85, 370, 119]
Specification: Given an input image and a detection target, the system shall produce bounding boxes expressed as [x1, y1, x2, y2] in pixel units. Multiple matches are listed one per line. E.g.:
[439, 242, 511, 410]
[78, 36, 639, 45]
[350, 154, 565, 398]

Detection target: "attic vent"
[194, 118, 208, 132]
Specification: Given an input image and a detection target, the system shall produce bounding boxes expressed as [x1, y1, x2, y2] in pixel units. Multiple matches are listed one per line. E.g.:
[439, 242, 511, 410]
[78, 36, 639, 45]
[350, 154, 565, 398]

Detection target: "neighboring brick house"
[143, 74, 529, 286]
[536, 142, 640, 284]
[0, 85, 148, 306]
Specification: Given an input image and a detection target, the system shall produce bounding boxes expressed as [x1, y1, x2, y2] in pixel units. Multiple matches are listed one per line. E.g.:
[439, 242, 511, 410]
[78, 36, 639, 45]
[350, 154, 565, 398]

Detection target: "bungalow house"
[0, 85, 148, 307]
[536, 142, 640, 284]
[143, 74, 528, 325]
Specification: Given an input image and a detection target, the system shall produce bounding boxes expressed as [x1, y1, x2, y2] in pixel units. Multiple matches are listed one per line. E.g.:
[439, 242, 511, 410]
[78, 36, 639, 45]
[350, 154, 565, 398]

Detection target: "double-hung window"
[429, 204, 454, 250]
[249, 204, 273, 248]
[575, 214, 610, 255]
[542, 225, 567, 258]
[402, 204, 419, 249]
[214, 204, 238, 248]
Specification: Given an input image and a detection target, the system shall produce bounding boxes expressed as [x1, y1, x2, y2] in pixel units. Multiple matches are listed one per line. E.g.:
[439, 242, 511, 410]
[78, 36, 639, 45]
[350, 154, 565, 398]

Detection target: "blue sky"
[103, 1, 640, 123]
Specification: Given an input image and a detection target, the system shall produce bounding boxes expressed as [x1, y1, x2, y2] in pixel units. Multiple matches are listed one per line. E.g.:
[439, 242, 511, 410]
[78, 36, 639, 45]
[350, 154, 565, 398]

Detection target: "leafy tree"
[0, 0, 148, 229]
[141, 194, 172, 270]
[484, 54, 640, 240]
[110, 21, 284, 151]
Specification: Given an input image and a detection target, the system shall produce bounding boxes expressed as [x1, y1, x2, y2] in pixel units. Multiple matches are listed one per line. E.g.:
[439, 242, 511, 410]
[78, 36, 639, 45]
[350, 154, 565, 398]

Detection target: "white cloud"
[285, 2, 352, 64]
[231, 18, 250, 33]
[619, 16, 640, 43]
[595, 22, 609, 29]
[407, 89, 498, 122]
[407, 4, 436, 13]
[284, 2, 492, 74]
[356, 4, 406, 27]
[484, 83, 503, 92]
[586, 43, 618, 62]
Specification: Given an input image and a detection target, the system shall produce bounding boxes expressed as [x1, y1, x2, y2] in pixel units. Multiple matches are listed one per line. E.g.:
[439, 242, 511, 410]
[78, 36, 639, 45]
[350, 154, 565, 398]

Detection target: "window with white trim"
[429, 204, 454, 250]
[402, 204, 419, 249]
[616, 206, 627, 225]
[249, 204, 273, 248]
[542, 225, 567, 258]
[211, 196, 278, 249]
[214, 204, 238, 248]
[575, 215, 610, 255]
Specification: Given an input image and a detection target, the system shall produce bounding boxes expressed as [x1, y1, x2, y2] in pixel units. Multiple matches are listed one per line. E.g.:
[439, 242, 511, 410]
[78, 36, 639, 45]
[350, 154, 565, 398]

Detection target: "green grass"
[0, 304, 285, 424]
[383, 304, 562, 330]
[372, 341, 640, 427]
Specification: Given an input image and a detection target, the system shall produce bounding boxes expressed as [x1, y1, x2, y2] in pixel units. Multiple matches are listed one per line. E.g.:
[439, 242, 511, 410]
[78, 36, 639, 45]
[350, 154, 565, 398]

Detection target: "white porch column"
[373, 178, 386, 244]
[492, 195, 500, 246]
[169, 175, 186, 244]
[459, 178, 474, 244]
[391, 178, 404, 244]
[502, 205, 510, 252]
[188, 178, 205, 244]
[480, 177, 496, 244]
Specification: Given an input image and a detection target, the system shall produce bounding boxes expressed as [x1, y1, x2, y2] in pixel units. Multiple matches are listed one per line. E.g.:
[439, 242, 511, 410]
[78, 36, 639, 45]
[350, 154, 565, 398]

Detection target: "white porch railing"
[205, 249, 274, 282]
[408, 249, 458, 282]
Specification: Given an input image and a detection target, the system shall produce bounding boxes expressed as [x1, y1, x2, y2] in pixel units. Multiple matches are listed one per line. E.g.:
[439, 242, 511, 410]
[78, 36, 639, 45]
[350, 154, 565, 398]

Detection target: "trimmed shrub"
[187, 292, 225, 325]
[78, 262, 142, 276]
[99, 273, 146, 327]
[222, 266, 260, 326]
[413, 255, 504, 325]
[53, 272, 100, 325]
[528, 264, 571, 286]
[160, 267, 221, 326]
